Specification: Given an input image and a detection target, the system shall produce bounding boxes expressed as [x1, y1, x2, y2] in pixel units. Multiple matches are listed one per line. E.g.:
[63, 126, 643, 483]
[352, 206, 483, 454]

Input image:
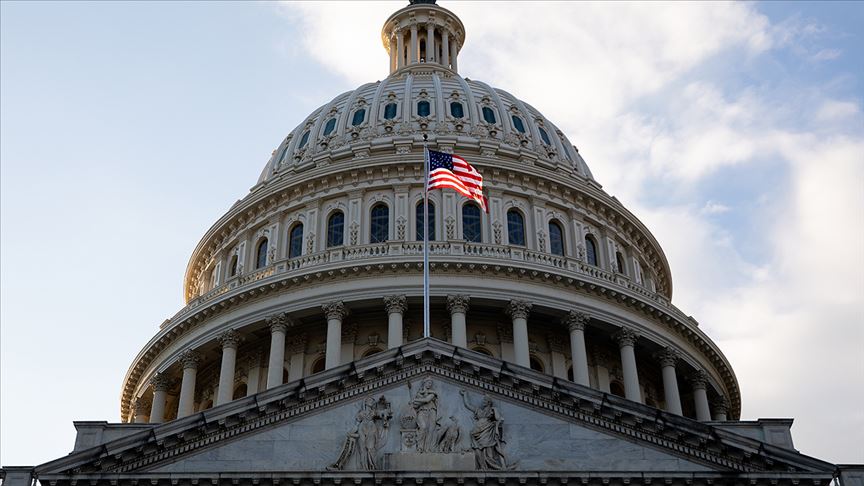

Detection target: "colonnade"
[143, 297, 725, 425]
[389, 23, 459, 73]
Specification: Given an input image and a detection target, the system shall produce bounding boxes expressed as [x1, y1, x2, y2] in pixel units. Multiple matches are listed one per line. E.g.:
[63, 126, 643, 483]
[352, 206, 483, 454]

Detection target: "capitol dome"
[119, 0, 739, 430]
[13, 2, 864, 484]
[121, 2, 740, 422]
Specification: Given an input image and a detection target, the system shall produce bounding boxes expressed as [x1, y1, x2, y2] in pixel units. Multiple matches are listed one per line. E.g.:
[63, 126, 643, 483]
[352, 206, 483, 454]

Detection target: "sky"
[1, 0, 862, 467]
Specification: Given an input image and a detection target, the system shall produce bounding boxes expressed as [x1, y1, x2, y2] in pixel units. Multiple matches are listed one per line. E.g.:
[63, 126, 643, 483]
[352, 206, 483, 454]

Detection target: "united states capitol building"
[2, 2, 861, 486]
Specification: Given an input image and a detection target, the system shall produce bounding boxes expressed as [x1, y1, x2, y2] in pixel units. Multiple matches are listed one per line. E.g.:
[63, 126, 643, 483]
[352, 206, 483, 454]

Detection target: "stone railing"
[184, 241, 673, 317]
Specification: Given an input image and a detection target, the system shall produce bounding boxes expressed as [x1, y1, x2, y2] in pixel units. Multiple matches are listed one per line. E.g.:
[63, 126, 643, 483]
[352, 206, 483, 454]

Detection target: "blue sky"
[2, 1, 862, 466]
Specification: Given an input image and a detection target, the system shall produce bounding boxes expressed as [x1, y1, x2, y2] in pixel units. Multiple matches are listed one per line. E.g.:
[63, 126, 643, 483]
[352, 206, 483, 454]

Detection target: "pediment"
[36, 339, 834, 479]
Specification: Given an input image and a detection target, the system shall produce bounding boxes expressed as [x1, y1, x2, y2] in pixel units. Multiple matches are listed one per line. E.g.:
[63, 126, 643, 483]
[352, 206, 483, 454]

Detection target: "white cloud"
[815, 99, 860, 122]
[281, 1, 864, 463]
[701, 201, 731, 215]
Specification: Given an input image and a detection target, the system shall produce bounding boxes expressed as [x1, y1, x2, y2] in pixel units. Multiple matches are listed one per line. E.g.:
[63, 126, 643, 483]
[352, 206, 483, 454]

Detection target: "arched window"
[610, 381, 626, 398]
[417, 100, 431, 117]
[351, 109, 366, 126]
[362, 347, 383, 358]
[538, 127, 551, 145]
[232, 383, 247, 400]
[511, 115, 526, 133]
[416, 200, 435, 241]
[472, 347, 493, 356]
[327, 211, 344, 247]
[323, 118, 337, 136]
[450, 102, 464, 118]
[256, 238, 268, 269]
[229, 254, 238, 277]
[549, 221, 564, 256]
[507, 209, 525, 246]
[462, 203, 482, 243]
[298, 130, 310, 149]
[530, 356, 545, 373]
[616, 251, 627, 275]
[370, 204, 389, 243]
[482, 106, 496, 124]
[585, 235, 598, 266]
[311, 356, 325, 374]
[384, 103, 397, 120]
[289, 223, 303, 258]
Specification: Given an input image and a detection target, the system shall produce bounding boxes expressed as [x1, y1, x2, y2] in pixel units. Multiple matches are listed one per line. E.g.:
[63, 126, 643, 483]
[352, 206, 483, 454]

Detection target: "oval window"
[384, 103, 397, 120]
[450, 102, 464, 118]
[482, 106, 496, 124]
[322, 118, 336, 136]
[417, 100, 431, 117]
[352, 109, 366, 126]
[511, 115, 526, 133]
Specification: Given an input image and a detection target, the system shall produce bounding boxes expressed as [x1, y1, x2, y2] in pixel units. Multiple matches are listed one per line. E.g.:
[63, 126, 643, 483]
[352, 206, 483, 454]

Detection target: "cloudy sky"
[1, 1, 862, 466]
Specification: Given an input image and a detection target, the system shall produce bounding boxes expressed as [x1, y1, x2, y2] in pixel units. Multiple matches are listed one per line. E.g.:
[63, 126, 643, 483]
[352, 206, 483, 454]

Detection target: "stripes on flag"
[427, 149, 488, 212]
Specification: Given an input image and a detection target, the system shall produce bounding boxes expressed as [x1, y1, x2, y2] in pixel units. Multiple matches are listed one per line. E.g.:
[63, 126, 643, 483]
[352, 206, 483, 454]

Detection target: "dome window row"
[199, 200, 653, 296]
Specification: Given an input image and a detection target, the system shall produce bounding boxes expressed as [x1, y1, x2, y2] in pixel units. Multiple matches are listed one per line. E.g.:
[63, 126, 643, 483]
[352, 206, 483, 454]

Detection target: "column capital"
[217, 329, 241, 350]
[657, 347, 680, 367]
[322, 301, 349, 321]
[563, 310, 590, 332]
[383, 295, 407, 315]
[266, 312, 292, 333]
[447, 294, 470, 315]
[149, 372, 172, 392]
[179, 349, 202, 370]
[134, 398, 152, 414]
[690, 370, 709, 390]
[506, 300, 532, 320]
[613, 327, 639, 347]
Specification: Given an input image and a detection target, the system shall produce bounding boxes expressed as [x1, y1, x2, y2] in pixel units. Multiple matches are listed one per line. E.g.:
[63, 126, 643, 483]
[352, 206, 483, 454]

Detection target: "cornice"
[123, 249, 738, 424]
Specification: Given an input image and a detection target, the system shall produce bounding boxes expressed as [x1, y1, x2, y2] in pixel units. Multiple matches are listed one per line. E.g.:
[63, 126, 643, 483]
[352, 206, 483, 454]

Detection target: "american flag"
[427, 150, 488, 212]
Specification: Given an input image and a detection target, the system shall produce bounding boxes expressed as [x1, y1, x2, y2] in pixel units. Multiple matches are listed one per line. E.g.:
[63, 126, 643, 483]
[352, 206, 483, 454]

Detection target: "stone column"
[447, 295, 470, 348]
[133, 398, 151, 424]
[409, 25, 418, 64]
[389, 34, 397, 71]
[266, 313, 290, 389]
[613, 328, 641, 403]
[287, 334, 307, 382]
[384, 295, 407, 349]
[657, 347, 683, 415]
[712, 397, 729, 421]
[442, 33, 450, 67]
[244, 350, 263, 397]
[396, 30, 405, 69]
[692, 370, 712, 421]
[506, 300, 532, 368]
[563, 311, 590, 386]
[426, 23, 435, 62]
[323, 301, 348, 370]
[176, 350, 201, 418]
[148, 373, 170, 424]
[593, 352, 611, 393]
[216, 329, 241, 406]
[450, 41, 458, 72]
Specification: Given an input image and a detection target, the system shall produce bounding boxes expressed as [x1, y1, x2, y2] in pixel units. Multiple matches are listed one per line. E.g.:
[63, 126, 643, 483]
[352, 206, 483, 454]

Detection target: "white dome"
[256, 74, 594, 186]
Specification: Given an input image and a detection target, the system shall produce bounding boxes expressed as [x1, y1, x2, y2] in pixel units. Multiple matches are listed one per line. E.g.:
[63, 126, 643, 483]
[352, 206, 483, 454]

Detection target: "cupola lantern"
[382, 0, 465, 74]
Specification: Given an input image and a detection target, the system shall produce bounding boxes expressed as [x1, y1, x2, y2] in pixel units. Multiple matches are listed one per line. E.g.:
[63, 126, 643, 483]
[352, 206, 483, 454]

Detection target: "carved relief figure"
[411, 379, 439, 452]
[329, 396, 392, 471]
[459, 389, 513, 470]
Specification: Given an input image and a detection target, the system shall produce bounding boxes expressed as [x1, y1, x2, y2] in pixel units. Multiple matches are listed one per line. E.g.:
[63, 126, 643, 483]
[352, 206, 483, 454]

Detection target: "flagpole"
[422, 135, 430, 339]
